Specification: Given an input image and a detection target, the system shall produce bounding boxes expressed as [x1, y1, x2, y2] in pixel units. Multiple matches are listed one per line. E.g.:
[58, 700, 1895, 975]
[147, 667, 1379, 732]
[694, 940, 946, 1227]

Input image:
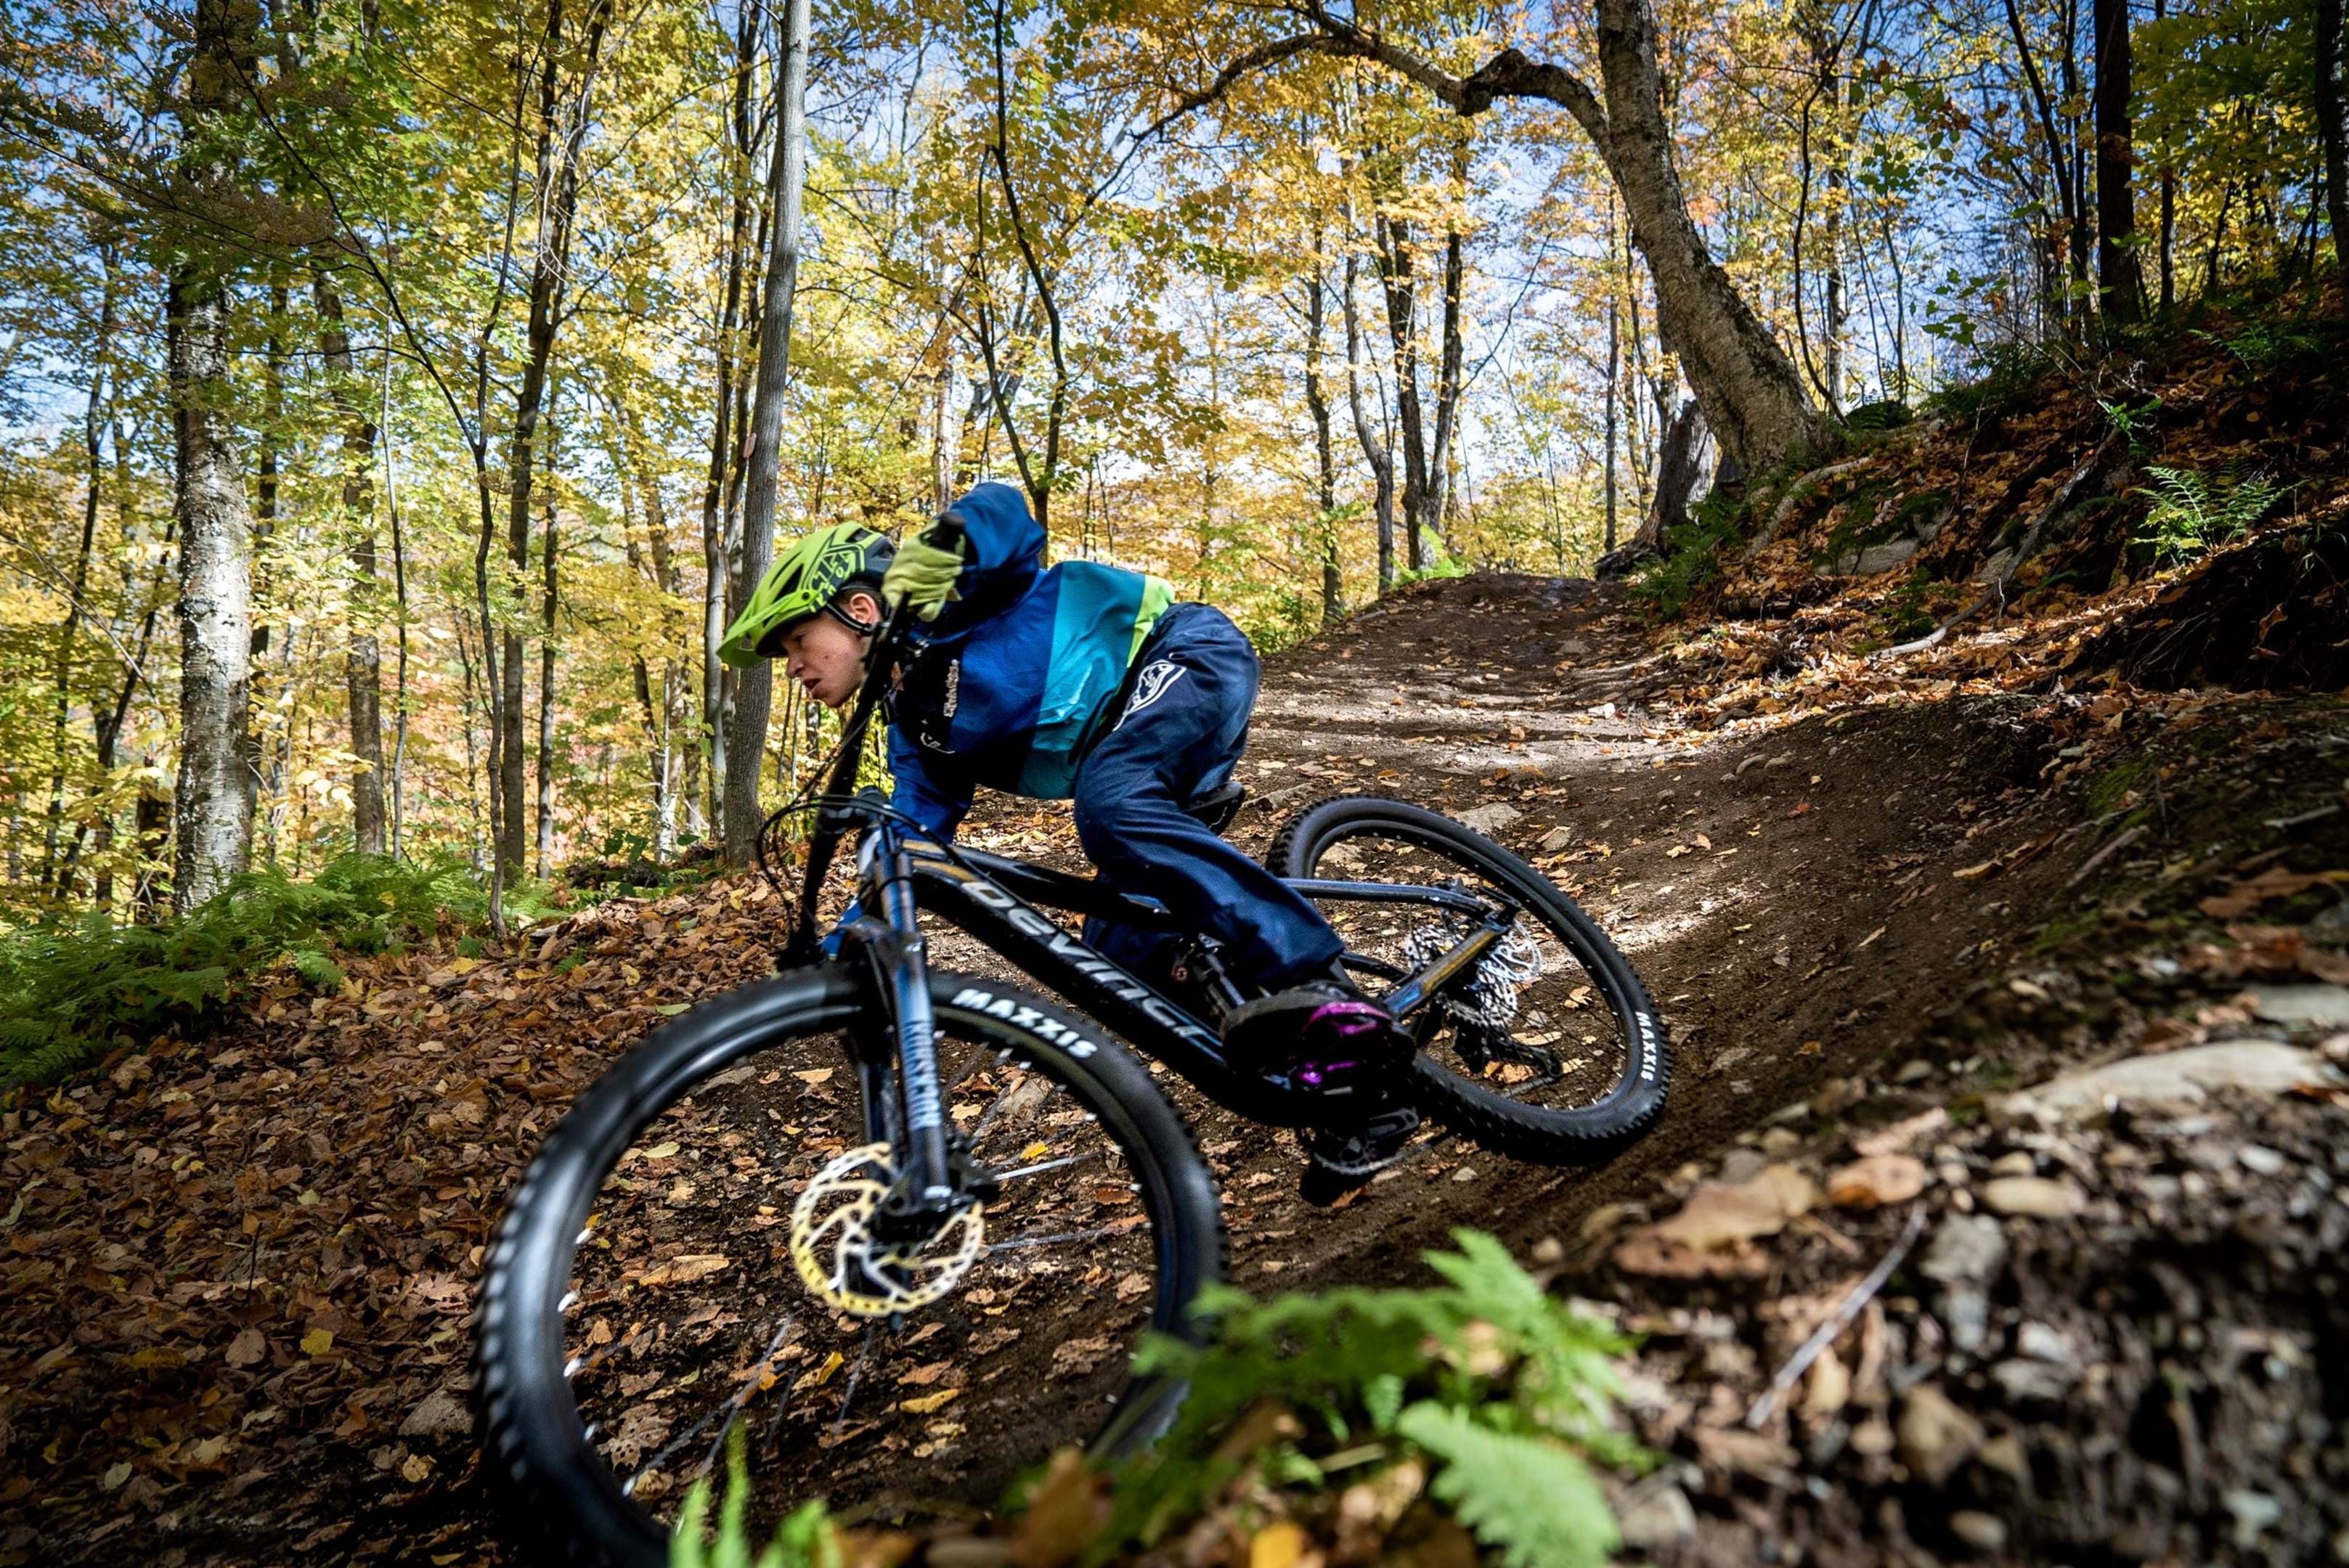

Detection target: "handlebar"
[786, 511, 966, 957]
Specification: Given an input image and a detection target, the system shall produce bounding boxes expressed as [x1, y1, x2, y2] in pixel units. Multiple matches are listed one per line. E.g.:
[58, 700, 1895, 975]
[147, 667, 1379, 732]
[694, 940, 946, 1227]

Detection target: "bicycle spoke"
[986, 1222, 1136, 1252]
[695, 1314, 800, 1480]
[993, 1150, 1101, 1183]
[622, 1312, 799, 1493]
[1295, 828, 1632, 1119]
[545, 999, 1188, 1536]
[830, 1323, 879, 1437]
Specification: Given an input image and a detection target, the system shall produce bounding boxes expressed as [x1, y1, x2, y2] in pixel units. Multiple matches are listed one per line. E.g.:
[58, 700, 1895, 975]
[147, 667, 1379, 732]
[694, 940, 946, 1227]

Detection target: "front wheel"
[472, 965, 1224, 1567]
[1269, 795, 1669, 1164]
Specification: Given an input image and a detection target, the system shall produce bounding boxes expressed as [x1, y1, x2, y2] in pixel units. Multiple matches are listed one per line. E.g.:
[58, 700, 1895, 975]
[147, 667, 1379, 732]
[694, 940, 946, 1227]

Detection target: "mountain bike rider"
[720, 482, 1421, 1183]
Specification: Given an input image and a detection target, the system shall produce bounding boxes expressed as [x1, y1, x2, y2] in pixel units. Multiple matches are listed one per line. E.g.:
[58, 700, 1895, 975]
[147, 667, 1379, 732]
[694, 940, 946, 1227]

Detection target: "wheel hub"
[789, 1143, 984, 1318]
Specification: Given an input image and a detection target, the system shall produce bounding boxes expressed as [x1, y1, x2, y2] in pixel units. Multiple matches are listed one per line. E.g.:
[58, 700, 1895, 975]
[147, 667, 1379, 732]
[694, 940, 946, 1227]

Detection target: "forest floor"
[6, 559, 2348, 1566]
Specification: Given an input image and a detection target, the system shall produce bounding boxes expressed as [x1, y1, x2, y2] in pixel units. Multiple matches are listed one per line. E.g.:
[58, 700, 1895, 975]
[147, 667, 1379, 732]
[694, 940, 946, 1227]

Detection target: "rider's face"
[780, 589, 879, 710]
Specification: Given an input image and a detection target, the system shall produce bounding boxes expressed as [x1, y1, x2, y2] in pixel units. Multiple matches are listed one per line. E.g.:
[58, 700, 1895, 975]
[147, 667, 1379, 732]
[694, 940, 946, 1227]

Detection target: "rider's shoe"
[1221, 974, 1410, 1093]
[1300, 1103, 1423, 1205]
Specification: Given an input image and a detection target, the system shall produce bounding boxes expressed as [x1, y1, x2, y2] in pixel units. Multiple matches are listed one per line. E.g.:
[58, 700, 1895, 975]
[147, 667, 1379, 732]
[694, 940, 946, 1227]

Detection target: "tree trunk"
[1823, 173, 1849, 412]
[608, 385, 683, 855]
[930, 304, 964, 513]
[1340, 242, 1396, 590]
[1425, 196, 1467, 555]
[133, 777, 169, 923]
[2094, 0, 2144, 322]
[168, 264, 257, 912]
[701, 1, 760, 838]
[253, 282, 284, 663]
[1604, 207, 1621, 555]
[1300, 253, 1340, 622]
[500, 0, 611, 886]
[1372, 216, 1431, 572]
[167, 0, 261, 912]
[2319, 0, 2349, 285]
[536, 483, 559, 878]
[386, 356, 411, 859]
[1583, 0, 1822, 469]
[725, 0, 811, 867]
[315, 279, 386, 854]
[1239, 6, 1828, 474]
[42, 248, 114, 895]
[1630, 396, 1713, 555]
[455, 614, 487, 870]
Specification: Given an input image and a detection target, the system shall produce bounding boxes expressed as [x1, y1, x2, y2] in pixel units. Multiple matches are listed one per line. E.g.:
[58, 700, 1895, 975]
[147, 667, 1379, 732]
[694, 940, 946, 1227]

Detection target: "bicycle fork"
[840, 825, 982, 1241]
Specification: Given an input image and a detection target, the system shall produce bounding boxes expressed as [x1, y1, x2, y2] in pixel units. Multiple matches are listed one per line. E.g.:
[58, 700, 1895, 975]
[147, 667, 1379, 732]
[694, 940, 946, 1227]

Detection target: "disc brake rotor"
[789, 1143, 984, 1318]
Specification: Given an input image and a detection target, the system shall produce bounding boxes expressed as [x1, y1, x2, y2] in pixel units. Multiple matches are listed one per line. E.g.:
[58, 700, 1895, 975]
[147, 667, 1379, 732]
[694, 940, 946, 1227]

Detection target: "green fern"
[2134, 463, 2289, 566]
[289, 948, 347, 992]
[1399, 1402, 1619, 1568]
[670, 1426, 839, 1568]
[0, 852, 499, 1087]
[1107, 1230, 1647, 1560]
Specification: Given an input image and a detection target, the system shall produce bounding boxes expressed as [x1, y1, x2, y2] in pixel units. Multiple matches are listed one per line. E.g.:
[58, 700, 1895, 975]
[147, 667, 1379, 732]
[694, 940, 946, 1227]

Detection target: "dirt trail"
[7, 571, 2345, 1566]
[1116, 577, 2102, 1288]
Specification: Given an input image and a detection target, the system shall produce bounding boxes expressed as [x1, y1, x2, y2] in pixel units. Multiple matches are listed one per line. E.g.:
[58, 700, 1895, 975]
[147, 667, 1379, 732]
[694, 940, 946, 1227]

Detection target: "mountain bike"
[473, 521, 1670, 1565]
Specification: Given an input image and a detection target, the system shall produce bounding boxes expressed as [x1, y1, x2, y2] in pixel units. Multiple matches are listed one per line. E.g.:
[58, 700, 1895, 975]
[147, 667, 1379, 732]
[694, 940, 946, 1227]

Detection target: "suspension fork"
[842, 826, 957, 1222]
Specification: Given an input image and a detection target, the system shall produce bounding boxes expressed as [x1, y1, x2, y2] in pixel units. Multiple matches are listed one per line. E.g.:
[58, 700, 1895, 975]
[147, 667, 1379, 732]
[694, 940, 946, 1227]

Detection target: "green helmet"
[719, 523, 896, 666]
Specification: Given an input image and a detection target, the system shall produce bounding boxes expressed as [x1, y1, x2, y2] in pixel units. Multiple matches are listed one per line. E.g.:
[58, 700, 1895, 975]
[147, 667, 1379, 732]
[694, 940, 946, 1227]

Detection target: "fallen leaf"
[899, 1389, 961, 1415]
[637, 1253, 729, 1288]
[1802, 1346, 1852, 1421]
[793, 1068, 834, 1086]
[399, 1453, 432, 1483]
[1694, 1426, 1798, 1476]
[1613, 1164, 1817, 1277]
[1009, 1447, 1106, 1568]
[300, 1328, 334, 1357]
[1825, 1154, 1929, 1208]
[225, 1327, 266, 1368]
[1250, 1522, 1309, 1568]
[2198, 867, 2341, 919]
[1050, 1336, 1115, 1379]
[1953, 860, 1999, 881]
[1853, 1107, 1948, 1156]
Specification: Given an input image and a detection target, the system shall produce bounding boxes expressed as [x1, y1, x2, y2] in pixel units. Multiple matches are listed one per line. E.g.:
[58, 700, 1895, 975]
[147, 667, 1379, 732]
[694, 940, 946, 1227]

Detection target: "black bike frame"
[858, 825, 1508, 1130]
[788, 515, 1514, 1213]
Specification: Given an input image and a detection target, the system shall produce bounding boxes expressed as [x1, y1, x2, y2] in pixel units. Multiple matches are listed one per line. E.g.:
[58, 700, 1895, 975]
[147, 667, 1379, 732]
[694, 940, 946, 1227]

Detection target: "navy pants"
[1073, 603, 1344, 993]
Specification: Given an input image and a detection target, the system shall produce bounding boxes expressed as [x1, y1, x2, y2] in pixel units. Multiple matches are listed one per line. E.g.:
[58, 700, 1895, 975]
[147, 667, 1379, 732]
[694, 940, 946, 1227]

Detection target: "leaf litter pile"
[1, 888, 792, 1561]
[1637, 292, 2348, 728]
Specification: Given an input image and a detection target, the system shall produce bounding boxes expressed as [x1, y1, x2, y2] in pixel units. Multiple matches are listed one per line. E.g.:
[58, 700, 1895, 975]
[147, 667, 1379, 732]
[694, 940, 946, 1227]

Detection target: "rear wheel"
[473, 966, 1224, 1567]
[1268, 794, 1669, 1164]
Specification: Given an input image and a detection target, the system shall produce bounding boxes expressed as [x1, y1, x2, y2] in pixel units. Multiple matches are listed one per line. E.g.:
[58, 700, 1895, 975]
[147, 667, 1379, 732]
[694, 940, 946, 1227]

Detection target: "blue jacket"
[886, 483, 1173, 837]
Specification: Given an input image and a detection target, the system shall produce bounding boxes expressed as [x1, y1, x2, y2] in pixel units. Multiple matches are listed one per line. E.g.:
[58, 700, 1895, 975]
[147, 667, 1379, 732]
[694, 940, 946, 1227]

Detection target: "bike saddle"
[1180, 779, 1246, 835]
